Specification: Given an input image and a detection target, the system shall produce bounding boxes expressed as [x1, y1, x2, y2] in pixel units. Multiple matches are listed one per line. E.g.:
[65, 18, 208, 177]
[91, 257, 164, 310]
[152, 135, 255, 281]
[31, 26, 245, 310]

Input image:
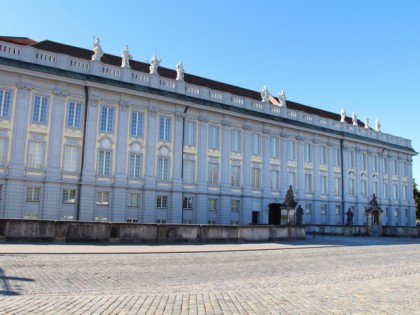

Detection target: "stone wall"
[0, 219, 305, 243]
[305, 224, 420, 237]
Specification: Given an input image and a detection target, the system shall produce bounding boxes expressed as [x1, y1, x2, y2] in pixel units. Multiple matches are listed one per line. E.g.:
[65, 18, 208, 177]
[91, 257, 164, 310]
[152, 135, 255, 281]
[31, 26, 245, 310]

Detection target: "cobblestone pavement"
[0, 237, 419, 314]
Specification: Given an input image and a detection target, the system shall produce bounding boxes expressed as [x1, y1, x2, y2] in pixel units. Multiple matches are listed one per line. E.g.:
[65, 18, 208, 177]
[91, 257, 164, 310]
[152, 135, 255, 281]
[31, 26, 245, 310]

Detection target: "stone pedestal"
[281, 207, 295, 225]
[366, 206, 383, 236]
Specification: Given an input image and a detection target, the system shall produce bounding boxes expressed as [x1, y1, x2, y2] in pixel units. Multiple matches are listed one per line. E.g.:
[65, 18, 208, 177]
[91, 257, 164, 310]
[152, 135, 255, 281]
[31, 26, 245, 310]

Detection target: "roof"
[3, 37, 364, 127]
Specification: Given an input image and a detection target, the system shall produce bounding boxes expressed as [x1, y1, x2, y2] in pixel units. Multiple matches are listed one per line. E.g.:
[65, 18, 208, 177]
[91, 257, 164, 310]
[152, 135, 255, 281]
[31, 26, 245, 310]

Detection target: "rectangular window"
[349, 151, 355, 168]
[183, 197, 193, 209]
[184, 121, 196, 146]
[373, 156, 378, 172]
[208, 199, 218, 211]
[208, 220, 216, 225]
[305, 174, 312, 193]
[231, 165, 240, 187]
[305, 204, 312, 214]
[0, 138, 7, 166]
[131, 111, 143, 137]
[402, 185, 407, 200]
[361, 179, 367, 196]
[157, 157, 169, 181]
[26, 187, 40, 202]
[251, 133, 261, 156]
[321, 204, 327, 215]
[373, 182, 379, 196]
[208, 162, 219, 185]
[231, 130, 241, 153]
[335, 205, 341, 215]
[288, 172, 296, 188]
[208, 125, 219, 149]
[393, 184, 398, 199]
[183, 160, 195, 183]
[0, 89, 11, 117]
[96, 191, 109, 205]
[320, 175, 327, 194]
[63, 146, 79, 173]
[271, 137, 279, 158]
[383, 158, 388, 173]
[362, 153, 367, 170]
[159, 117, 171, 141]
[231, 200, 240, 212]
[271, 170, 279, 190]
[128, 193, 140, 207]
[288, 141, 296, 160]
[62, 189, 76, 204]
[320, 145, 327, 164]
[334, 148, 341, 166]
[28, 142, 44, 169]
[97, 150, 111, 176]
[67, 101, 82, 128]
[252, 168, 261, 190]
[127, 218, 138, 223]
[32, 95, 48, 123]
[393, 160, 398, 175]
[156, 195, 168, 208]
[304, 143, 312, 163]
[383, 182, 388, 199]
[129, 153, 142, 178]
[334, 177, 341, 195]
[349, 178, 355, 195]
[100, 106, 113, 132]
[402, 162, 407, 177]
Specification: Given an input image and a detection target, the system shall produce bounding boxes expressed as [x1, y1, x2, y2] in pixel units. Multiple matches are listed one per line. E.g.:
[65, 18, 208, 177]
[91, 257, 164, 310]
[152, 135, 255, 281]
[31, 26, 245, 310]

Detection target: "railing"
[0, 39, 412, 149]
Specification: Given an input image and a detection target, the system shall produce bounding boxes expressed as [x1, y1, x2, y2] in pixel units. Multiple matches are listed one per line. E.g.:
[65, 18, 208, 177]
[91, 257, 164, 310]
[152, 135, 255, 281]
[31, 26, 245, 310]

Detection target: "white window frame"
[183, 197, 194, 209]
[63, 145, 79, 173]
[96, 191, 109, 206]
[128, 193, 140, 207]
[271, 170, 279, 190]
[208, 125, 219, 149]
[27, 141, 44, 169]
[97, 150, 112, 176]
[129, 153, 142, 179]
[26, 186, 41, 202]
[251, 133, 261, 156]
[157, 157, 170, 181]
[231, 200, 240, 212]
[159, 116, 171, 141]
[184, 121, 196, 146]
[62, 189, 76, 204]
[183, 159, 195, 183]
[252, 167, 261, 190]
[156, 195, 168, 208]
[231, 165, 240, 187]
[67, 101, 82, 128]
[0, 89, 11, 118]
[100, 106, 114, 132]
[208, 162, 219, 185]
[208, 198, 218, 211]
[231, 130, 241, 153]
[131, 111, 143, 137]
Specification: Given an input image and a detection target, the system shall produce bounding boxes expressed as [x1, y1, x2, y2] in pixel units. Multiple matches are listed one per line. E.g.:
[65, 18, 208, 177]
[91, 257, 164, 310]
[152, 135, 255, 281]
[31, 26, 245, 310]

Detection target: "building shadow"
[0, 267, 34, 296]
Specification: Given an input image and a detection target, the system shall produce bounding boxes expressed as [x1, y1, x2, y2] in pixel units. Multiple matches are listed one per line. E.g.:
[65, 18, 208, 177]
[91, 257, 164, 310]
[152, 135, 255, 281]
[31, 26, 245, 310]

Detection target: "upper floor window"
[252, 167, 261, 190]
[131, 112, 143, 137]
[156, 195, 168, 208]
[62, 189, 76, 204]
[27, 142, 44, 169]
[383, 158, 388, 173]
[67, 101, 82, 128]
[393, 160, 398, 175]
[159, 117, 171, 141]
[100, 106, 113, 132]
[0, 138, 6, 166]
[334, 148, 341, 166]
[96, 191, 109, 206]
[402, 161, 407, 177]
[129, 153, 142, 179]
[32, 95, 48, 124]
[157, 157, 170, 181]
[271, 137, 279, 158]
[271, 170, 279, 190]
[305, 174, 313, 193]
[183, 197, 194, 209]
[63, 145, 79, 173]
[208, 162, 219, 185]
[128, 193, 140, 207]
[373, 156, 378, 172]
[97, 150, 111, 176]
[320, 175, 327, 194]
[251, 133, 261, 156]
[26, 186, 41, 202]
[320, 145, 327, 164]
[304, 143, 312, 163]
[231, 165, 240, 187]
[0, 89, 11, 118]
[208, 125, 219, 149]
[184, 121, 196, 146]
[349, 151, 355, 168]
[231, 130, 241, 153]
[361, 153, 367, 170]
[288, 140, 296, 160]
[183, 160, 195, 183]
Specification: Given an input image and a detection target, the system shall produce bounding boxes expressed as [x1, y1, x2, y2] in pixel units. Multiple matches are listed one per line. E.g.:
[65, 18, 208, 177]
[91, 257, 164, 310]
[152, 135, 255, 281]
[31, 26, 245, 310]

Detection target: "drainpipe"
[341, 139, 345, 225]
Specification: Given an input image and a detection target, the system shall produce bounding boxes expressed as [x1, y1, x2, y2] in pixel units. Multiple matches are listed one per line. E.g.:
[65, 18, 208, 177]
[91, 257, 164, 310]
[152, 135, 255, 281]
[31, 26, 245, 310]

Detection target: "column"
[196, 115, 208, 224]
[220, 120, 231, 224]
[280, 135, 288, 196]
[260, 131, 271, 224]
[114, 101, 129, 185]
[144, 106, 158, 188]
[81, 94, 99, 183]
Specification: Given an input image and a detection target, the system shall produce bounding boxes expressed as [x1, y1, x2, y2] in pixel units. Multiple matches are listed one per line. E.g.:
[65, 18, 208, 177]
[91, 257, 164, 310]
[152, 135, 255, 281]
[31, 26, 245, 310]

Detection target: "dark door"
[252, 211, 259, 224]
[269, 203, 281, 225]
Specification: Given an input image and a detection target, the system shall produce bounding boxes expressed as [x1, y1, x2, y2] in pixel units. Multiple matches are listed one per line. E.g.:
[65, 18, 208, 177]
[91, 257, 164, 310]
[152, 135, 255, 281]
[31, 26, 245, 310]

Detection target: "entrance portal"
[268, 203, 281, 225]
[252, 211, 259, 224]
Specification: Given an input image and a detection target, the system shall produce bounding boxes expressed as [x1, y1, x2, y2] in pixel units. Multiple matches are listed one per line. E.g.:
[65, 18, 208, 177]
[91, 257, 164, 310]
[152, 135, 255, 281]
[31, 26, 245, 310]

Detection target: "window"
[349, 151, 355, 168]
[373, 182, 379, 196]
[305, 174, 312, 193]
[97, 150, 111, 176]
[402, 161, 407, 177]
[32, 95, 48, 123]
[27, 142, 44, 169]
[362, 153, 367, 170]
[288, 172, 296, 188]
[100, 106, 113, 132]
[96, 191, 109, 205]
[231, 130, 241, 153]
[393, 160, 398, 175]
[383, 182, 388, 199]
[158, 157, 170, 181]
[334, 148, 341, 166]
[361, 179, 367, 196]
[67, 101, 82, 128]
[373, 156, 378, 172]
[183, 197, 193, 209]
[231, 165, 240, 187]
[0, 89, 11, 117]
[305, 204, 312, 214]
[184, 121, 196, 146]
[320, 145, 327, 164]
[63, 146, 79, 172]
[131, 111, 143, 137]
[208, 199, 218, 211]
[127, 218, 138, 223]
[287, 141, 295, 160]
[156, 219, 166, 224]
[156, 195, 168, 208]
[402, 185, 407, 200]
[349, 178, 355, 195]
[335, 205, 341, 215]
[304, 143, 312, 163]
[321, 204, 327, 215]
[26, 187, 40, 202]
[209, 125, 219, 149]
[271, 170, 279, 190]
[0, 138, 6, 166]
[252, 168, 261, 189]
[129, 153, 142, 178]
[183, 160, 195, 183]
[383, 158, 388, 173]
[320, 175, 327, 194]
[271, 137, 279, 158]
[62, 189, 76, 204]
[334, 177, 341, 195]
[128, 193, 140, 207]
[251, 133, 261, 156]
[208, 220, 217, 225]
[208, 162, 219, 185]
[393, 183, 398, 199]
[231, 200, 240, 212]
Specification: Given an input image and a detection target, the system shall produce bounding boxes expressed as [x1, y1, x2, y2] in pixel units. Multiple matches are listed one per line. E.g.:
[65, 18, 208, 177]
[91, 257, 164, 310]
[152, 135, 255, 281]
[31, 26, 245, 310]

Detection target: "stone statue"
[364, 115, 369, 129]
[346, 208, 354, 225]
[91, 37, 104, 62]
[284, 185, 297, 208]
[295, 205, 304, 226]
[149, 54, 161, 74]
[261, 85, 269, 103]
[121, 45, 132, 68]
[375, 117, 381, 132]
[340, 108, 346, 122]
[176, 61, 184, 81]
[352, 112, 358, 126]
[370, 194, 378, 207]
[278, 90, 286, 107]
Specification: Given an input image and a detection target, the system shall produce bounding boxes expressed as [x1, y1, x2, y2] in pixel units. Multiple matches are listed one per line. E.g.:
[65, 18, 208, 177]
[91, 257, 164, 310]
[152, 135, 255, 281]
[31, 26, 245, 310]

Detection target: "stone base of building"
[305, 224, 420, 237]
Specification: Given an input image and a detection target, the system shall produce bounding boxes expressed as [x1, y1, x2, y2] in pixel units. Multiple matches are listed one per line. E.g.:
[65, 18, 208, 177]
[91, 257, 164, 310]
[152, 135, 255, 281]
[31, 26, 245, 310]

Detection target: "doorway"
[252, 211, 259, 224]
[268, 203, 281, 225]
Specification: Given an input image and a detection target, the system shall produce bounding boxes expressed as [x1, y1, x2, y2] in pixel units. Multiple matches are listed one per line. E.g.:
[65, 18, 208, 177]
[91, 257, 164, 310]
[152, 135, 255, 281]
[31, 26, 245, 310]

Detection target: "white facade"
[0, 38, 417, 225]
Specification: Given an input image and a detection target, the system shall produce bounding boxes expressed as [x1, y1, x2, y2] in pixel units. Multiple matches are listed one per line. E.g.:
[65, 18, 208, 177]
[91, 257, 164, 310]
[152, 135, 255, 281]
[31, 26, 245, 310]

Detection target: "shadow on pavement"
[0, 267, 34, 296]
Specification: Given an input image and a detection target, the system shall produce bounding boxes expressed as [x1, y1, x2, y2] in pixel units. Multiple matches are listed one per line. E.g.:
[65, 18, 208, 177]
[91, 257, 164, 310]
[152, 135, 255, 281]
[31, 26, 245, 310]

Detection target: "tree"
[413, 179, 420, 220]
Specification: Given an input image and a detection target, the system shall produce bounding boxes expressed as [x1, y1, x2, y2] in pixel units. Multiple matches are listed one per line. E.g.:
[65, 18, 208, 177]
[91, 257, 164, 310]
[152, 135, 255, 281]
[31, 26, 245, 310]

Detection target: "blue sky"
[3, 0, 420, 182]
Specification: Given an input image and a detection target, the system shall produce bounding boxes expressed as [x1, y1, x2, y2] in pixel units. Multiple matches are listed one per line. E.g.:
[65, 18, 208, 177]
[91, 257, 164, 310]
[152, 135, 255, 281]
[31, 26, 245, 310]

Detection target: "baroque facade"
[0, 36, 417, 225]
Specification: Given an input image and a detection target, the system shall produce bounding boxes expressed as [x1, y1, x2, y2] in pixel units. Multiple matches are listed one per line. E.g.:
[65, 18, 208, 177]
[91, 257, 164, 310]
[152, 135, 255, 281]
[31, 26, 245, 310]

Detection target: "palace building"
[0, 36, 417, 226]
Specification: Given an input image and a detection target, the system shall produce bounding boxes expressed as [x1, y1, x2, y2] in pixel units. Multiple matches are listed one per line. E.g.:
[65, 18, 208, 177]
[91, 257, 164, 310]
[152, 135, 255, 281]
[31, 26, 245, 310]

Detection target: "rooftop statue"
[176, 61, 184, 81]
[352, 112, 358, 126]
[364, 115, 369, 129]
[149, 54, 161, 74]
[278, 90, 286, 107]
[91, 37, 103, 62]
[261, 85, 269, 103]
[340, 108, 346, 122]
[375, 117, 381, 132]
[121, 45, 132, 68]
